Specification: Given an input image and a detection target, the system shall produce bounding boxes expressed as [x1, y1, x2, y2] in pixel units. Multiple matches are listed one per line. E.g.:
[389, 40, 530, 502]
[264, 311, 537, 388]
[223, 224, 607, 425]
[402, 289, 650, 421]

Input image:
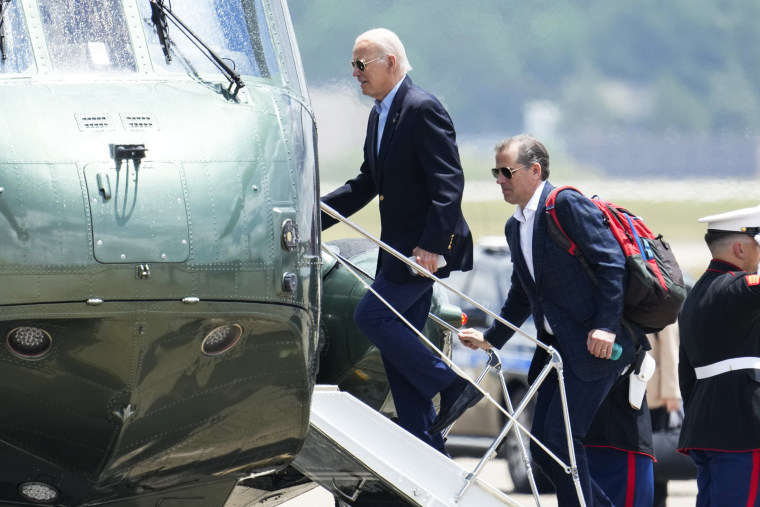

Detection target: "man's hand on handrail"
[458, 328, 493, 351]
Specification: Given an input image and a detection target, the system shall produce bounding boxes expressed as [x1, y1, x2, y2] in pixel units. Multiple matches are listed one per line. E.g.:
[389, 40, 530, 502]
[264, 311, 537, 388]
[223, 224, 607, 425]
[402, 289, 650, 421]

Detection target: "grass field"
[461, 198, 760, 242]
[322, 196, 758, 243]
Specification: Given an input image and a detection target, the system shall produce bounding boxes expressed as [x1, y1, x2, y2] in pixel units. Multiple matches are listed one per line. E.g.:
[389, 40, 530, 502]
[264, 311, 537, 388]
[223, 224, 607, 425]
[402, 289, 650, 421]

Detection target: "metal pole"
[494, 353, 543, 506]
[321, 202, 552, 353]
[553, 350, 587, 507]
[455, 361, 552, 502]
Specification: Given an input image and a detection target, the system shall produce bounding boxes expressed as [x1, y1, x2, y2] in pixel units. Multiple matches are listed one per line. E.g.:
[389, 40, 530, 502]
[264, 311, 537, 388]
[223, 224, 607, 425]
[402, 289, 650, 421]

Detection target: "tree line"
[288, 0, 760, 139]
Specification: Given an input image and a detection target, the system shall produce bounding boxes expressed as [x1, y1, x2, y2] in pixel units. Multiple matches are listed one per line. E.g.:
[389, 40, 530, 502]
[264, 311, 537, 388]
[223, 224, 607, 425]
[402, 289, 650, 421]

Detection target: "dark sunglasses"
[491, 166, 525, 179]
[350, 56, 383, 72]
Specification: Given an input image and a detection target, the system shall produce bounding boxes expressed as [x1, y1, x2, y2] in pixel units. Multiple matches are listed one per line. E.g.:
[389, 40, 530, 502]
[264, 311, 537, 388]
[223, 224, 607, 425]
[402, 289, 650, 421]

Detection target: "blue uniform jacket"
[321, 76, 473, 283]
[484, 182, 640, 381]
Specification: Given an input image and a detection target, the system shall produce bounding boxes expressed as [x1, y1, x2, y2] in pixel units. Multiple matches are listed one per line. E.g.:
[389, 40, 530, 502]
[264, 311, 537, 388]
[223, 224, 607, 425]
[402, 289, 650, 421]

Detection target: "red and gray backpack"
[545, 186, 687, 333]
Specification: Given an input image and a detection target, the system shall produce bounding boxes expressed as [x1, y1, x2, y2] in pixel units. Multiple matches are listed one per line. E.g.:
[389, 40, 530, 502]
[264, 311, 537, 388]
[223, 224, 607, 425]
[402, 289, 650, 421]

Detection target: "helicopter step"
[292, 386, 516, 507]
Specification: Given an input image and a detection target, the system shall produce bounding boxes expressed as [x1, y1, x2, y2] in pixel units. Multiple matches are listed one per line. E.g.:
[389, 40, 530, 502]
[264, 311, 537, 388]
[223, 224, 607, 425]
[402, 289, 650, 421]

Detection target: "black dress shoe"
[429, 382, 483, 434]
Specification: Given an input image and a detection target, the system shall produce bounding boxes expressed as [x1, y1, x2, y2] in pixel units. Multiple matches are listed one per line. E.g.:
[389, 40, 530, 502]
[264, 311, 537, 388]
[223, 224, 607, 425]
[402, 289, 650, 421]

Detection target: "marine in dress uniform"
[678, 205, 760, 507]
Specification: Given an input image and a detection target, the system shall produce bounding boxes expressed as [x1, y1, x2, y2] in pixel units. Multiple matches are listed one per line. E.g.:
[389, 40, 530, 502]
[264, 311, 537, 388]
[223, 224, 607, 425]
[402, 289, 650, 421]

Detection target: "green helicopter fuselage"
[0, 0, 320, 504]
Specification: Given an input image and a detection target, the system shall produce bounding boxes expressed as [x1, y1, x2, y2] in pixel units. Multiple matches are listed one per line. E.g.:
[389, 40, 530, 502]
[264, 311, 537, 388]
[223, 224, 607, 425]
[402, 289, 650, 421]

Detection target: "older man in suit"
[320, 28, 475, 454]
[459, 135, 647, 505]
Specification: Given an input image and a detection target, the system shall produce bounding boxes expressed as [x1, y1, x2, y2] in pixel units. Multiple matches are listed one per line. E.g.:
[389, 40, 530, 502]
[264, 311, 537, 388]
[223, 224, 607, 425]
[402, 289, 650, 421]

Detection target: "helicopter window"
[0, 0, 33, 73]
[138, 0, 279, 81]
[38, 0, 136, 73]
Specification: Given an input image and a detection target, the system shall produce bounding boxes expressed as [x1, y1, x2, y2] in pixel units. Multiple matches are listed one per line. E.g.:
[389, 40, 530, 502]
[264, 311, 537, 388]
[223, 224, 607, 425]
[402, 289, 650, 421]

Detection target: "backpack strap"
[545, 186, 597, 283]
[547, 188, 644, 358]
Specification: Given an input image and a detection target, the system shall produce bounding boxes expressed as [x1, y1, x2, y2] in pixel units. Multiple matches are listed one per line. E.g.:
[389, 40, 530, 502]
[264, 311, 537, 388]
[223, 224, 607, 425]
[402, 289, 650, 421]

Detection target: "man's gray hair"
[355, 28, 412, 75]
[494, 134, 550, 180]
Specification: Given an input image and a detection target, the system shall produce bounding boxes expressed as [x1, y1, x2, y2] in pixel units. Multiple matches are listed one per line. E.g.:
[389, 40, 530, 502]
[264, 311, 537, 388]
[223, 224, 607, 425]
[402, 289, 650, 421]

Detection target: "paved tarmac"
[282, 456, 698, 506]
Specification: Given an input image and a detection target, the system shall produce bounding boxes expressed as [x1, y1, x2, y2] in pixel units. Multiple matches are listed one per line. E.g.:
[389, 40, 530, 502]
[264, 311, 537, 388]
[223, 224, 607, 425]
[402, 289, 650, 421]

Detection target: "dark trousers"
[354, 269, 458, 454]
[691, 449, 760, 507]
[587, 447, 654, 507]
[530, 366, 617, 506]
[649, 406, 670, 507]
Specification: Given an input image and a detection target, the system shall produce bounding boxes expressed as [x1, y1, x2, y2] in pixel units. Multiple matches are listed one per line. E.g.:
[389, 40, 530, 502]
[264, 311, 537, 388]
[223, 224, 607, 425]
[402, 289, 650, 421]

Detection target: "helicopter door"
[83, 162, 190, 264]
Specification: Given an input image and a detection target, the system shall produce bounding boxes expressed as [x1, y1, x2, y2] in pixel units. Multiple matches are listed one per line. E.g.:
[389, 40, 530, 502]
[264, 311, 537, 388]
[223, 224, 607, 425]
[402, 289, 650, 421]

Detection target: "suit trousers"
[354, 269, 458, 454]
[530, 364, 618, 506]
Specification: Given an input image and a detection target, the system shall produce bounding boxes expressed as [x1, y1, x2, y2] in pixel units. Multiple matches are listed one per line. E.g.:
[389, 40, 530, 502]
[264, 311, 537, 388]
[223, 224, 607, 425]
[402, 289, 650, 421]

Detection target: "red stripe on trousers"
[748, 450, 760, 507]
[626, 451, 635, 507]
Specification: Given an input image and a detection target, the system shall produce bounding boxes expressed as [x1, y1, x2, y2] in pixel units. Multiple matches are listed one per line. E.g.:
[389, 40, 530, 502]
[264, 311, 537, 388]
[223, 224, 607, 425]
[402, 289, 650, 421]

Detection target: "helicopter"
[0, 1, 462, 505]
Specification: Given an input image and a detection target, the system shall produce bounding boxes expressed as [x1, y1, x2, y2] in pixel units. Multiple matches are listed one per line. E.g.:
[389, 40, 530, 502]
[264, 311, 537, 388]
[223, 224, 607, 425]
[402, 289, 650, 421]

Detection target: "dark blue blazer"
[484, 182, 640, 381]
[321, 76, 473, 283]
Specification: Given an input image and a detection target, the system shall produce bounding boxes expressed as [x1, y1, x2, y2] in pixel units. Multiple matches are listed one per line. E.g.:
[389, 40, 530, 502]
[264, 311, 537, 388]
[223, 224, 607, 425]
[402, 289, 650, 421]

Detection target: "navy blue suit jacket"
[321, 76, 473, 282]
[484, 182, 641, 381]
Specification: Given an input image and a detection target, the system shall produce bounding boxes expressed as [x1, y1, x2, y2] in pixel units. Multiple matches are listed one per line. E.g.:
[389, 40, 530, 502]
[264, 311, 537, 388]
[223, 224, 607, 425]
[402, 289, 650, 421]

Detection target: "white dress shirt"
[513, 181, 554, 334]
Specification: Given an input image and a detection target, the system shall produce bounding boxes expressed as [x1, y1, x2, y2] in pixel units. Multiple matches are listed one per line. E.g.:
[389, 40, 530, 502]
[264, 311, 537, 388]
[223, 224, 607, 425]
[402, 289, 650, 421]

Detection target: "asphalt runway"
[282, 457, 698, 506]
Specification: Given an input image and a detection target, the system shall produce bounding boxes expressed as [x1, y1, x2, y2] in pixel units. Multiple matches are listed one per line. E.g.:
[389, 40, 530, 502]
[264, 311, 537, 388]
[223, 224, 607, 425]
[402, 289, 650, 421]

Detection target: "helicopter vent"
[75, 114, 115, 132]
[121, 113, 158, 131]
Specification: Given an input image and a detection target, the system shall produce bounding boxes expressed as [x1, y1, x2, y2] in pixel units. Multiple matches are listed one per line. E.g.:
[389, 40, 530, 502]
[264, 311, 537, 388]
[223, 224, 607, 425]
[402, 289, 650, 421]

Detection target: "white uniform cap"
[698, 205, 760, 234]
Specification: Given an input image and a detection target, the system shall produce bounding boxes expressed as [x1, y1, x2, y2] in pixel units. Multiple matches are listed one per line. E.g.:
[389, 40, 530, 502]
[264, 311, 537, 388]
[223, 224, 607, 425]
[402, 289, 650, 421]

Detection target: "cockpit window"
[138, 0, 280, 81]
[0, 0, 33, 74]
[38, 0, 136, 72]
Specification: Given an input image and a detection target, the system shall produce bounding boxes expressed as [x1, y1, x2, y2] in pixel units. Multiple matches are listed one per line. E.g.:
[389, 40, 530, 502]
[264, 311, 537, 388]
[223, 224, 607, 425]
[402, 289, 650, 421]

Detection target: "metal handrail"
[319, 201, 586, 507]
[321, 202, 551, 353]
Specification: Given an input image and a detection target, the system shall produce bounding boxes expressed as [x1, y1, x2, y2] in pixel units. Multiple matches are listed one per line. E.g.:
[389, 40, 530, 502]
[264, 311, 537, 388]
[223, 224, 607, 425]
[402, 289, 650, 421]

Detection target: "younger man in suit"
[459, 135, 651, 506]
[320, 28, 476, 455]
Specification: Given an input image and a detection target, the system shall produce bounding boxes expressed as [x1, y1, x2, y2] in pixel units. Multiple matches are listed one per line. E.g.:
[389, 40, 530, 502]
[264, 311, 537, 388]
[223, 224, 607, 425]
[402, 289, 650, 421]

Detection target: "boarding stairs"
[295, 203, 588, 506]
[293, 385, 519, 506]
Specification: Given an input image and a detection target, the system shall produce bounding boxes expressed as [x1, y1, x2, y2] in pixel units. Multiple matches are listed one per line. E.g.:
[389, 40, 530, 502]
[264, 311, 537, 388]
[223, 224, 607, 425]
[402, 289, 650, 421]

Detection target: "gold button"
[379, 195, 384, 201]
